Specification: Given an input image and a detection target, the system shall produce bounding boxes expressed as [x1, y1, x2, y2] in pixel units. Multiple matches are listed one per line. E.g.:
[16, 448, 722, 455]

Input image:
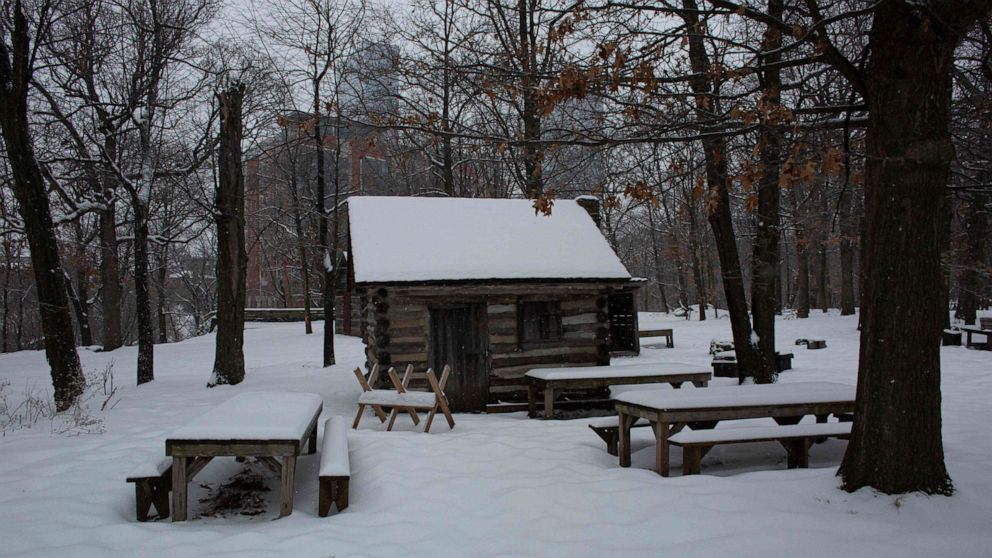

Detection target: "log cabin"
[345, 196, 639, 412]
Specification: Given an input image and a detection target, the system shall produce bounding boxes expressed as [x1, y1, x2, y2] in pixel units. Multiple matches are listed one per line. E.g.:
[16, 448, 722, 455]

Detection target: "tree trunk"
[287, 158, 313, 335]
[209, 84, 248, 387]
[133, 202, 154, 384]
[647, 204, 670, 312]
[817, 237, 829, 312]
[792, 185, 811, 318]
[156, 245, 169, 343]
[839, 0, 988, 495]
[0, 2, 85, 410]
[749, 0, 783, 383]
[99, 202, 122, 350]
[681, 0, 761, 377]
[956, 193, 987, 324]
[69, 221, 93, 347]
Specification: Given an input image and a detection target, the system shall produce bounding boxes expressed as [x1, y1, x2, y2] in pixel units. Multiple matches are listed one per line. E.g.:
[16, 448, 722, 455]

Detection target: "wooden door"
[608, 293, 638, 353]
[429, 305, 488, 412]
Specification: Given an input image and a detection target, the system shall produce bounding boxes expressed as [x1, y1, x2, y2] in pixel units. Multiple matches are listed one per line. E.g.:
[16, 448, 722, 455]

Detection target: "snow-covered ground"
[1, 311, 990, 557]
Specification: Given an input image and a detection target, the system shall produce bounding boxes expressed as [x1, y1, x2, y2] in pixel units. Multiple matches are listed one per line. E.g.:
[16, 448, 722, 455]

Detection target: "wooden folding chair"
[352, 364, 388, 429]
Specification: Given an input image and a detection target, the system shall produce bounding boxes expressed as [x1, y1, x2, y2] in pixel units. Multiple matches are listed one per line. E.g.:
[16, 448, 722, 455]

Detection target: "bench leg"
[692, 380, 708, 388]
[618, 413, 633, 468]
[335, 478, 349, 511]
[279, 456, 297, 518]
[543, 386, 554, 420]
[353, 404, 366, 429]
[135, 482, 153, 522]
[172, 456, 187, 522]
[319, 477, 349, 517]
[682, 446, 703, 475]
[308, 423, 318, 455]
[653, 421, 671, 477]
[783, 440, 810, 469]
[318, 478, 332, 517]
[151, 479, 170, 520]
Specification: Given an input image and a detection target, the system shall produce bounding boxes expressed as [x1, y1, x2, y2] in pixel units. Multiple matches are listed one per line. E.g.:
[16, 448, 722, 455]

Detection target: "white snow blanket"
[614, 381, 855, 410]
[168, 391, 322, 441]
[527, 361, 710, 381]
[2, 312, 992, 557]
[348, 196, 632, 283]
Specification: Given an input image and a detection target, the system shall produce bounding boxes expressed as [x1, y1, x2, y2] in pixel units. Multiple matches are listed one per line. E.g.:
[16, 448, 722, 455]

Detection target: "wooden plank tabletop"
[167, 391, 323, 444]
[613, 381, 855, 412]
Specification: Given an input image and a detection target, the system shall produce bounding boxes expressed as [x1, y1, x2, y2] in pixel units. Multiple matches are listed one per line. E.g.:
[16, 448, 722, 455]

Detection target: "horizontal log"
[487, 304, 516, 314]
[388, 335, 425, 345]
[491, 351, 600, 370]
[489, 340, 601, 356]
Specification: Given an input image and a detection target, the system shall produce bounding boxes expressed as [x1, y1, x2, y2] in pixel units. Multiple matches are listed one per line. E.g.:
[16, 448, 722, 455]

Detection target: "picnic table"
[526, 362, 711, 419]
[165, 391, 323, 521]
[613, 381, 855, 476]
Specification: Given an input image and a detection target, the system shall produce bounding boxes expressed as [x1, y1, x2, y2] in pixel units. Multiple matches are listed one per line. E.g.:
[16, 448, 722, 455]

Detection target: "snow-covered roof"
[348, 196, 632, 284]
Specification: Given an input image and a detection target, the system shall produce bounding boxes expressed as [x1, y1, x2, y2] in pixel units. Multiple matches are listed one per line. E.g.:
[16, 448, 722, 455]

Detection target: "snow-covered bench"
[318, 416, 350, 517]
[639, 328, 674, 348]
[588, 416, 651, 456]
[668, 421, 852, 475]
[126, 456, 172, 521]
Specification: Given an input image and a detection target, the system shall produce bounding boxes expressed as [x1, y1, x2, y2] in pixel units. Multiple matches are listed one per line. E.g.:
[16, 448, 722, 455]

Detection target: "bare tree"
[0, 0, 84, 410]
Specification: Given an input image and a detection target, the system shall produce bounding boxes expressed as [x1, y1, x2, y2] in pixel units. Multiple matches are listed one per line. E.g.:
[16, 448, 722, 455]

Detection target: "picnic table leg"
[692, 379, 708, 388]
[308, 423, 318, 454]
[618, 412, 632, 468]
[171, 456, 187, 522]
[543, 386, 554, 420]
[279, 455, 297, 518]
[652, 421, 671, 477]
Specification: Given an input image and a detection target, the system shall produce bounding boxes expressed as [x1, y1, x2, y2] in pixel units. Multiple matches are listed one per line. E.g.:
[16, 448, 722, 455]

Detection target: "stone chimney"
[574, 195, 601, 228]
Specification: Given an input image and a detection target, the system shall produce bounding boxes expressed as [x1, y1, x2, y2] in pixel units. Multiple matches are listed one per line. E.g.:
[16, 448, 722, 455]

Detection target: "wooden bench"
[639, 328, 674, 348]
[319, 416, 350, 517]
[588, 416, 652, 456]
[126, 456, 172, 521]
[668, 421, 852, 475]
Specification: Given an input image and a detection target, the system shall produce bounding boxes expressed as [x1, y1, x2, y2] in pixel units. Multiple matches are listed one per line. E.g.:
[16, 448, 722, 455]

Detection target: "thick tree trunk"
[0, 2, 85, 410]
[838, 0, 989, 495]
[749, 0, 783, 383]
[209, 84, 248, 387]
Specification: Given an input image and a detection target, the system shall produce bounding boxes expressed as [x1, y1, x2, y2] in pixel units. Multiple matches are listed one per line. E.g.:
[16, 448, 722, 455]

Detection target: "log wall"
[358, 283, 617, 406]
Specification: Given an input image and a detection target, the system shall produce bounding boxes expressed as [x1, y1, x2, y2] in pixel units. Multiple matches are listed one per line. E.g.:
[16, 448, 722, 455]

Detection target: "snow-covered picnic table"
[613, 381, 855, 476]
[165, 391, 323, 521]
[525, 362, 711, 419]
